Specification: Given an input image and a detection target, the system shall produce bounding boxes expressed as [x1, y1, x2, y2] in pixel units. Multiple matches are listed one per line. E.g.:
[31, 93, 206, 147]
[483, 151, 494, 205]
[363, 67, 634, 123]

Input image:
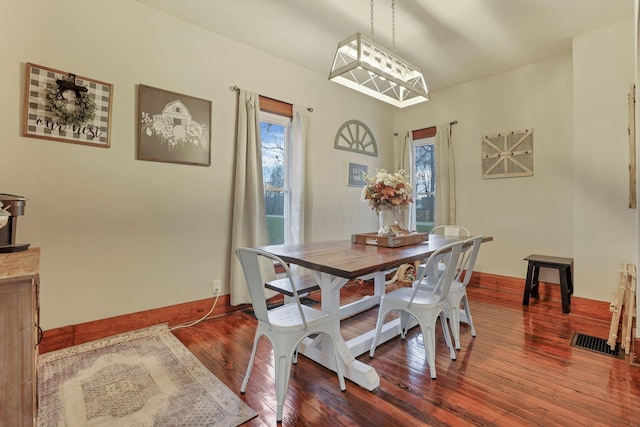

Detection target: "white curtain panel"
[435, 123, 456, 225]
[290, 106, 307, 244]
[395, 132, 414, 229]
[229, 90, 272, 305]
[394, 132, 411, 172]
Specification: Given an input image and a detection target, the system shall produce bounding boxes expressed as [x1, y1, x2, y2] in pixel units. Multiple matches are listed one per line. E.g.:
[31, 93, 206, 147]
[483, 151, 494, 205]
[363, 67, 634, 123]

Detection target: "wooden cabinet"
[0, 248, 40, 427]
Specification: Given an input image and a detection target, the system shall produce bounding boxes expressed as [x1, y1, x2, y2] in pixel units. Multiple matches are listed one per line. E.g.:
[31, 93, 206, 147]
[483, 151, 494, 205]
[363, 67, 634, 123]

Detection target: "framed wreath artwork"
[137, 84, 211, 166]
[22, 63, 113, 147]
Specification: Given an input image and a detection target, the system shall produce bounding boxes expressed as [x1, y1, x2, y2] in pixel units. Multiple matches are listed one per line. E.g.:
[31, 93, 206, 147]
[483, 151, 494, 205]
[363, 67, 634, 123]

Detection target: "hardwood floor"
[172, 282, 640, 426]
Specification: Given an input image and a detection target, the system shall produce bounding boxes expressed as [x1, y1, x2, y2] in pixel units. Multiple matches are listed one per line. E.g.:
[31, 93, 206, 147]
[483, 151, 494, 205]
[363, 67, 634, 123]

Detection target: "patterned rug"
[37, 324, 256, 426]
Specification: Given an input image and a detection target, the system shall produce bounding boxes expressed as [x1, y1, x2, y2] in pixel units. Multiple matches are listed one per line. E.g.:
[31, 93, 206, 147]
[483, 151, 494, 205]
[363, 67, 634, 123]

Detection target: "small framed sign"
[347, 162, 368, 187]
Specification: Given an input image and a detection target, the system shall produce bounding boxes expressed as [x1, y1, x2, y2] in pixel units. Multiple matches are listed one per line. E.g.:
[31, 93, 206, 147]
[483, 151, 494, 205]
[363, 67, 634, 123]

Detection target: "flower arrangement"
[361, 169, 413, 212]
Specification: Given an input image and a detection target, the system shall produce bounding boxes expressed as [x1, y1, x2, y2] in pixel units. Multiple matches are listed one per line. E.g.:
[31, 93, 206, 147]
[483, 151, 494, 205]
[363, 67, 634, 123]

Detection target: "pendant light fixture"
[329, 0, 429, 108]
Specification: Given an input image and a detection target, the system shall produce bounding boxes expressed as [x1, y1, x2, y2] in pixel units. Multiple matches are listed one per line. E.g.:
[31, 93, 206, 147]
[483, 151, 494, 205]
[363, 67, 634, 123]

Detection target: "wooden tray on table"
[351, 232, 429, 248]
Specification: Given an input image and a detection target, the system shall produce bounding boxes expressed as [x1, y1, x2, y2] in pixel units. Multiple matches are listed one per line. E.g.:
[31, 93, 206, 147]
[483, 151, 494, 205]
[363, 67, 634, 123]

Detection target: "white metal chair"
[235, 247, 346, 422]
[415, 236, 483, 349]
[425, 225, 471, 277]
[429, 224, 470, 237]
[369, 240, 464, 379]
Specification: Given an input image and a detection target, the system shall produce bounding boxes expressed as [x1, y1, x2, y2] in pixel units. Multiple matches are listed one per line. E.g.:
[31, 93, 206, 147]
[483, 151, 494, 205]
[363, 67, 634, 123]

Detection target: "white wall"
[394, 19, 636, 302]
[1, 0, 394, 329]
[573, 20, 636, 301]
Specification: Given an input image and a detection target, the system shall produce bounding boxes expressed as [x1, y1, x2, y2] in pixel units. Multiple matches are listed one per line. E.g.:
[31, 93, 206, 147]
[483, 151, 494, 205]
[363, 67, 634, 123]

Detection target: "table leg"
[297, 273, 381, 390]
[373, 272, 386, 297]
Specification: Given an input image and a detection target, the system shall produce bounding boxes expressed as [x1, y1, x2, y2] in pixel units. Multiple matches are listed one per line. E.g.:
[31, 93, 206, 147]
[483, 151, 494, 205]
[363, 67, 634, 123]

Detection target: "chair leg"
[369, 307, 388, 357]
[326, 333, 346, 391]
[273, 348, 295, 422]
[461, 294, 476, 337]
[419, 320, 438, 379]
[241, 332, 261, 393]
[559, 267, 571, 314]
[400, 311, 412, 339]
[531, 266, 540, 299]
[523, 261, 535, 305]
[447, 297, 462, 350]
[440, 312, 456, 361]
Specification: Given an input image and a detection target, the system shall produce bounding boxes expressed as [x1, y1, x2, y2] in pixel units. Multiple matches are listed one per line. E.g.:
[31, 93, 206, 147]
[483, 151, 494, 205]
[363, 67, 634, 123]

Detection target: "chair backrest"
[430, 225, 470, 237]
[235, 247, 308, 329]
[455, 236, 483, 287]
[410, 240, 464, 306]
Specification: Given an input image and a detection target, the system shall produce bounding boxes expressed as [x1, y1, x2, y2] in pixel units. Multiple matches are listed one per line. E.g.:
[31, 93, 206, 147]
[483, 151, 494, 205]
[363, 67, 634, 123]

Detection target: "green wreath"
[45, 77, 96, 127]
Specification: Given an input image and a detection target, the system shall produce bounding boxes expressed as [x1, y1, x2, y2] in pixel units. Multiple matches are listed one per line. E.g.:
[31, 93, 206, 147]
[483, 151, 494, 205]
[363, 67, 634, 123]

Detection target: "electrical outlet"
[213, 279, 221, 296]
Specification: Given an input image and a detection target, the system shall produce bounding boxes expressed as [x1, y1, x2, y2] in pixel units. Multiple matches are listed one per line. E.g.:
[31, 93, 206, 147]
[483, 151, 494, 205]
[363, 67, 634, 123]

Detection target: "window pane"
[414, 144, 435, 194]
[415, 194, 434, 232]
[260, 119, 287, 245]
[265, 190, 285, 244]
[413, 141, 435, 232]
[261, 122, 286, 188]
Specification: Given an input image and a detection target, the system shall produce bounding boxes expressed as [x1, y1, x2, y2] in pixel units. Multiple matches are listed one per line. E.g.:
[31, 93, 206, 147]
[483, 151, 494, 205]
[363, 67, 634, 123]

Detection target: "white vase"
[378, 206, 395, 236]
[378, 205, 409, 236]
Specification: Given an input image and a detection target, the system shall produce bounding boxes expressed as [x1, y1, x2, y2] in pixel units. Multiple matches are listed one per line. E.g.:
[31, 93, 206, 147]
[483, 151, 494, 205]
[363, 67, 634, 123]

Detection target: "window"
[261, 111, 291, 245]
[411, 134, 436, 232]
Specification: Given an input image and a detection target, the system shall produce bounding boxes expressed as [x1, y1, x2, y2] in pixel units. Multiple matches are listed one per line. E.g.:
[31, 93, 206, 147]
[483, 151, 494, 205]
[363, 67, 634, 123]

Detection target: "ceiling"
[135, 0, 634, 93]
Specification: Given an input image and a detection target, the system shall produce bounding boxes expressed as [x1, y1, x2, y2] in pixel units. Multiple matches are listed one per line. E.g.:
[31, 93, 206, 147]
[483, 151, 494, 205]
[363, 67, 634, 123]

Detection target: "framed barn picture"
[137, 84, 212, 166]
[22, 62, 113, 147]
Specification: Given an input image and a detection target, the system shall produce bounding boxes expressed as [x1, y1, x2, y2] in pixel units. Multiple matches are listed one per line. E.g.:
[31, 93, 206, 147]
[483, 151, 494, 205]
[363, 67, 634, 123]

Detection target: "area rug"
[37, 324, 257, 426]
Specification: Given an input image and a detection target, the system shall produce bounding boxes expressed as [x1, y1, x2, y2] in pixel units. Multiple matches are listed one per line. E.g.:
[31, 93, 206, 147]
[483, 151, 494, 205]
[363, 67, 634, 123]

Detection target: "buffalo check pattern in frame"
[23, 62, 113, 147]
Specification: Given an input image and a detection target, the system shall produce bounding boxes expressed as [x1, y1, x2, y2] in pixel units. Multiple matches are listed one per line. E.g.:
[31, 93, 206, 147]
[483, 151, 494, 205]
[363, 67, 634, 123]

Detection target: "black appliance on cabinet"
[0, 193, 30, 253]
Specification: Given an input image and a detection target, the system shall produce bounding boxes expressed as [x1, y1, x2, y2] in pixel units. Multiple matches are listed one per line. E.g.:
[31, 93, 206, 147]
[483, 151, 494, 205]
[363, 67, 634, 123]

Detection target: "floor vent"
[571, 332, 624, 359]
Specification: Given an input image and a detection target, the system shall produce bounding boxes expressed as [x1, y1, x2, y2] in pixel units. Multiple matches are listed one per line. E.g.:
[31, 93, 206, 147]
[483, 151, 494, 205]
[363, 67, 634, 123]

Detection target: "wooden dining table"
[258, 234, 493, 390]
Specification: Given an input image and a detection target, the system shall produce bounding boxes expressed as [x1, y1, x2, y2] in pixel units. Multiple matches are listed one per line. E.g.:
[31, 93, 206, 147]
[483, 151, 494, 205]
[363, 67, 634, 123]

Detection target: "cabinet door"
[0, 277, 36, 427]
[33, 276, 40, 420]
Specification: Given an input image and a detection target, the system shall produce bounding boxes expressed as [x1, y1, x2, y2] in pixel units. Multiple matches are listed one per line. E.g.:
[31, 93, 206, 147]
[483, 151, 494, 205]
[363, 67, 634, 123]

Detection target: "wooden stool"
[523, 254, 574, 314]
